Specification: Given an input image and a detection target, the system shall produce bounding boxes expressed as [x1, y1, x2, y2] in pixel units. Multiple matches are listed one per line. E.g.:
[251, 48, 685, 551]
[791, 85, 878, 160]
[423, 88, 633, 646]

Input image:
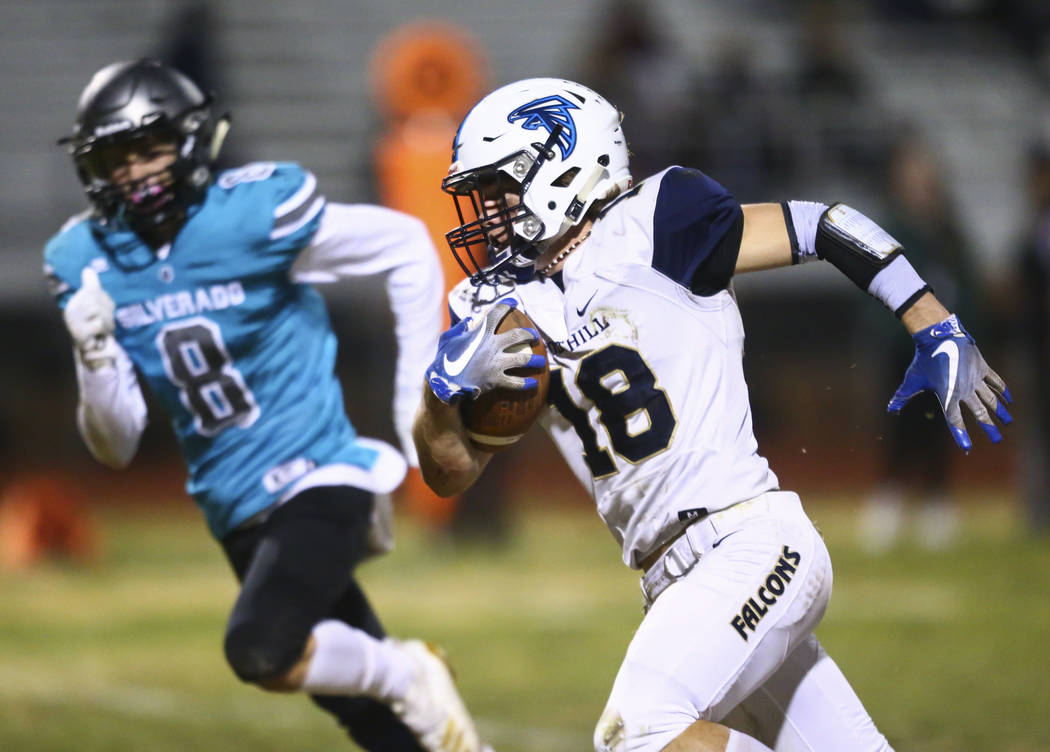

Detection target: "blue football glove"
[888, 314, 1012, 451]
[426, 298, 546, 404]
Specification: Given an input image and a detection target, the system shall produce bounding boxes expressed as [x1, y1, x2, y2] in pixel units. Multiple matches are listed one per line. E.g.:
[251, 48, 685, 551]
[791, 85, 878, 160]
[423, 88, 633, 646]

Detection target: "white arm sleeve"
[785, 200, 828, 264]
[290, 203, 445, 467]
[74, 342, 148, 469]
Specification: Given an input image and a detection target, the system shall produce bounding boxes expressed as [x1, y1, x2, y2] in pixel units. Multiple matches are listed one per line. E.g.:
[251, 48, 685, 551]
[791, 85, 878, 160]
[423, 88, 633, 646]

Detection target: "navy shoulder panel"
[651, 167, 743, 293]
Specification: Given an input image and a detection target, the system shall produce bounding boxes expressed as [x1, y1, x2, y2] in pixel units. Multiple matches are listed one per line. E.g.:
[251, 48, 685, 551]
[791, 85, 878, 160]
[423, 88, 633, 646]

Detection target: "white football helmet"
[442, 78, 631, 283]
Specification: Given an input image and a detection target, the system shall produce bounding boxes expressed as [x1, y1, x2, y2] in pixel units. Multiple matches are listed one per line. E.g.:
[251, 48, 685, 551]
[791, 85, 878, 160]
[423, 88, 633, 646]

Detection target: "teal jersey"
[44, 162, 378, 539]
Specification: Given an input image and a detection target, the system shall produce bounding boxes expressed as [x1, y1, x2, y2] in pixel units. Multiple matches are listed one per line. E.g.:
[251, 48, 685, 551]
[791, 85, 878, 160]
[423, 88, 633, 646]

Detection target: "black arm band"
[815, 203, 930, 316]
[780, 202, 800, 265]
[892, 285, 932, 318]
[815, 204, 899, 286]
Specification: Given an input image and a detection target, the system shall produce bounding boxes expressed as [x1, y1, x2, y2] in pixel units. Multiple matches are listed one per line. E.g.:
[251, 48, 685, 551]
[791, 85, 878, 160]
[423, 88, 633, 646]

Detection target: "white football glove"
[63, 267, 118, 371]
[425, 298, 544, 405]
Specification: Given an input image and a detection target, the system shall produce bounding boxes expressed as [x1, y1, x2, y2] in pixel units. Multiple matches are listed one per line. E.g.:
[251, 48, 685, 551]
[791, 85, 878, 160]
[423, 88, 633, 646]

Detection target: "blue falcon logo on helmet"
[507, 95, 579, 159]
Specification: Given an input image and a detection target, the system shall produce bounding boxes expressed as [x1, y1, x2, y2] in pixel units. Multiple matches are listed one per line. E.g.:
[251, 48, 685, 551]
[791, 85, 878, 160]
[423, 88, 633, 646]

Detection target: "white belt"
[639, 491, 792, 608]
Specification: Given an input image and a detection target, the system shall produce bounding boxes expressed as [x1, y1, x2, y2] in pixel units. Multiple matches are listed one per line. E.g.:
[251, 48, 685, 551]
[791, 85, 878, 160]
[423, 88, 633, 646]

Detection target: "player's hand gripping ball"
[461, 307, 549, 451]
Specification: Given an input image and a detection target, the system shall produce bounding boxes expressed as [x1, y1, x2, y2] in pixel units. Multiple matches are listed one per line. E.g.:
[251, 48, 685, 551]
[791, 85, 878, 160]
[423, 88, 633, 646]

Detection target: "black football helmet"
[59, 59, 229, 232]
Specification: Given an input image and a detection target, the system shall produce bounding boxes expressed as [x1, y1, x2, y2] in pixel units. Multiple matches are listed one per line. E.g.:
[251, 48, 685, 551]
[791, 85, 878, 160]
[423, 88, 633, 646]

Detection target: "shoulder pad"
[44, 213, 94, 265]
[213, 162, 325, 246]
[597, 181, 645, 221]
[215, 162, 278, 189]
[43, 217, 101, 303]
[58, 209, 93, 235]
[214, 162, 316, 204]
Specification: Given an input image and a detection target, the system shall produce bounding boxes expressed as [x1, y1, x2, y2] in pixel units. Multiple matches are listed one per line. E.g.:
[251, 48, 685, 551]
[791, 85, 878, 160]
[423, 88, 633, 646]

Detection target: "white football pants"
[594, 491, 893, 752]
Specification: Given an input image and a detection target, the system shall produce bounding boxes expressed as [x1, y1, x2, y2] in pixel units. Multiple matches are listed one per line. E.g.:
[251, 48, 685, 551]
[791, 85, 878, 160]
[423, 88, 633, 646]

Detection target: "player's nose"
[126, 160, 155, 182]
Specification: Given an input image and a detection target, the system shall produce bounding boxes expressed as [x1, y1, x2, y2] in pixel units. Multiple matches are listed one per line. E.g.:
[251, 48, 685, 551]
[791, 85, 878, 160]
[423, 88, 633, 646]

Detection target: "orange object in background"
[370, 20, 490, 308]
[0, 474, 99, 571]
[375, 115, 471, 295]
[370, 22, 490, 529]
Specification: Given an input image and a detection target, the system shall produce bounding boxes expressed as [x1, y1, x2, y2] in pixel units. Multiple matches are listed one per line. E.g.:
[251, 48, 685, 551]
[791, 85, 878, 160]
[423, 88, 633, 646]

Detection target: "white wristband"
[784, 200, 828, 264]
[867, 254, 928, 315]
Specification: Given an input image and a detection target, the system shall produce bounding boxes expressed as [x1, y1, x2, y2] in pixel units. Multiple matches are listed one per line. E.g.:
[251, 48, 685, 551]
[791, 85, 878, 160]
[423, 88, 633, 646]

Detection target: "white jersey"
[450, 167, 778, 568]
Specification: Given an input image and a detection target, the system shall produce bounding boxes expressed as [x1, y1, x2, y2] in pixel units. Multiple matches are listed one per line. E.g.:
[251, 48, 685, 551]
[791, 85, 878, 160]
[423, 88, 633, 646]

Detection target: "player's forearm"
[74, 347, 147, 469]
[750, 200, 948, 326]
[388, 247, 444, 445]
[412, 389, 490, 497]
[390, 235, 444, 467]
[900, 292, 951, 334]
[389, 277, 443, 466]
[290, 204, 441, 287]
[78, 405, 140, 468]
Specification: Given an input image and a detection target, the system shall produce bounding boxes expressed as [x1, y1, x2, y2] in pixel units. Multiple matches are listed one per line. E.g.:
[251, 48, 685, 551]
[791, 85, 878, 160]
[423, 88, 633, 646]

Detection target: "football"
[460, 308, 549, 451]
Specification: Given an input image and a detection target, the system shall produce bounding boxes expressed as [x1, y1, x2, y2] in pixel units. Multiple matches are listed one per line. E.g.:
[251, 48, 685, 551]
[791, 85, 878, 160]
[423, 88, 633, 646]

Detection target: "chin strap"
[564, 155, 610, 223]
[210, 115, 231, 162]
[519, 125, 562, 196]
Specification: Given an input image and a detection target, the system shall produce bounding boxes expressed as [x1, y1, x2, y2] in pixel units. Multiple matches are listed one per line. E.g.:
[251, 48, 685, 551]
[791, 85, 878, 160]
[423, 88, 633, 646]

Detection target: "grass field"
[0, 494, 1047, 752]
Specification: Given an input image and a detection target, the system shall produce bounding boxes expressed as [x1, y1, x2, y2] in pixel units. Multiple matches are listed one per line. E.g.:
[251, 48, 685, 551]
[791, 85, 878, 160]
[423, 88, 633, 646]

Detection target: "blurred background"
[1, 0, 1049, 750]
